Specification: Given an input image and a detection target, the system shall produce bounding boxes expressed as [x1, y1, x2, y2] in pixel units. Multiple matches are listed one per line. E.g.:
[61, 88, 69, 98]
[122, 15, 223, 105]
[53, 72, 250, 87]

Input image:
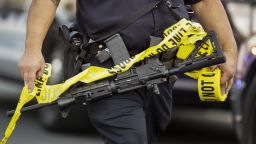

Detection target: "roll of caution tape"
[198, 68, 228, 102]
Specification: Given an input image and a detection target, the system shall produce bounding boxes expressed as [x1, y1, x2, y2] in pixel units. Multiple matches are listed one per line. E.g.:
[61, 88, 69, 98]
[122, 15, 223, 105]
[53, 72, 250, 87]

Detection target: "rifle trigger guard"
[57, 97, 75, 118]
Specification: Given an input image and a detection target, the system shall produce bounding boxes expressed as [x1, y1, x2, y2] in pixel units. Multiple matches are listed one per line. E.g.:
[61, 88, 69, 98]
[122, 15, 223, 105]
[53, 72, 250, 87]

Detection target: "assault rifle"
[6, 27, 225, 117]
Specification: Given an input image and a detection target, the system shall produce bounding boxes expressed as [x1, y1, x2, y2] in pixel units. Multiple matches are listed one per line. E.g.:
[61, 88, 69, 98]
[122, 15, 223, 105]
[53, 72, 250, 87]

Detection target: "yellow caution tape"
[0, 63, 52, 144]
[0, 18, 227, 144]
[198, 68, 228, 102]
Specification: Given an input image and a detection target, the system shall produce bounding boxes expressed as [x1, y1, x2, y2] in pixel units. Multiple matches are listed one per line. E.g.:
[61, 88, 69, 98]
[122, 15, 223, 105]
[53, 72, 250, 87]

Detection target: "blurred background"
[0, 0, 256, 144]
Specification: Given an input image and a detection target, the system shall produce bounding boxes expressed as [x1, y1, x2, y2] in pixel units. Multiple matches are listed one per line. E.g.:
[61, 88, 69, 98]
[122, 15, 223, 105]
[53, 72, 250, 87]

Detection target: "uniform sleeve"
[184, 0, 202, 5]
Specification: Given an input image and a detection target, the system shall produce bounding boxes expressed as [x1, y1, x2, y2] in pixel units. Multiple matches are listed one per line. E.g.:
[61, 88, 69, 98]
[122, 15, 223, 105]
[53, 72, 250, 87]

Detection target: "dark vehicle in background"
[233, 34, 256, 144]
[222, 0, 256, 144]
[229, 1, 256, 144]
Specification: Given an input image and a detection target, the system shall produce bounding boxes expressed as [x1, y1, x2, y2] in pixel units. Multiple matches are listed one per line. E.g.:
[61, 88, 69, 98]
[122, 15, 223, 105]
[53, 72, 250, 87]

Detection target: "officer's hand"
[218, 48, 237, 94]
[19, 50, 45, 93]
[208, 44, 238, 95]
[209, 44, 237, 94]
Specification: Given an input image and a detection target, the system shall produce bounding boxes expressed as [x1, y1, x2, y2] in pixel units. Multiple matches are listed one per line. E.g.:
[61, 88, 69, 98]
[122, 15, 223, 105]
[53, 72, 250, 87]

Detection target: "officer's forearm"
[191, 0, 237, 55]
[25, 0, 60, 53]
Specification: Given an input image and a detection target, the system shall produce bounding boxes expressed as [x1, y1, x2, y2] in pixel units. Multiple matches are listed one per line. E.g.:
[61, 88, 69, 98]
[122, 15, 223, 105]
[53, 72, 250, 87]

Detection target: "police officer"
[19, 0, 237, 143]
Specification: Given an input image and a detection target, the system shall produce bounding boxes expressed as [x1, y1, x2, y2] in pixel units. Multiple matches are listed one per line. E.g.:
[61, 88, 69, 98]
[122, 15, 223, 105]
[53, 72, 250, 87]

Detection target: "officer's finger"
[28, 69, 36, 93]
[208, 65, 218, 72]
[226, 77, 234, 94]
[37, 64, 44, 78]
[19, 69, 24, 81]
[220, 65, 233, 83]
[18, 63, 25, 79]
[218, 63, 234, 84]
[23, 72, 28, 86]
[220, 83, 226, 95]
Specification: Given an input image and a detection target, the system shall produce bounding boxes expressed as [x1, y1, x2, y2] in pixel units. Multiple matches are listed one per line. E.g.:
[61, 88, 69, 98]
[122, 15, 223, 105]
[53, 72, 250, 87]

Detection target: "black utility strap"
[95, 0, 163, 42]
[165, 0, 182, 21]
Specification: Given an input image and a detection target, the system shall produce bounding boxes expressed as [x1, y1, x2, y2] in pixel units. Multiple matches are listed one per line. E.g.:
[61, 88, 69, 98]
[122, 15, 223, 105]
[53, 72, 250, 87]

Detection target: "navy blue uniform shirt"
[76, 0, 201, 50]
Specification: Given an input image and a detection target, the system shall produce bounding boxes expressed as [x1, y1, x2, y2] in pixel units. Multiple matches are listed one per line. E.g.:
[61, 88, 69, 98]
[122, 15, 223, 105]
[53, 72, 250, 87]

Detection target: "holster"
[59, 23, 89, 80]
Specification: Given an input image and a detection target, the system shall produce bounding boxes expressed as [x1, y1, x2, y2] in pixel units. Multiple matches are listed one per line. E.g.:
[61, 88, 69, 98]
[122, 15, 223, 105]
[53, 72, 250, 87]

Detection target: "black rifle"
[6, 31, 225, 118]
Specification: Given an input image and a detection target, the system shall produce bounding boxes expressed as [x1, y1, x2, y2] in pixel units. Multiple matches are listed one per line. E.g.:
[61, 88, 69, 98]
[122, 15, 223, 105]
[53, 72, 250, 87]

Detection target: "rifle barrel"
[6, 102, 56, 117]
